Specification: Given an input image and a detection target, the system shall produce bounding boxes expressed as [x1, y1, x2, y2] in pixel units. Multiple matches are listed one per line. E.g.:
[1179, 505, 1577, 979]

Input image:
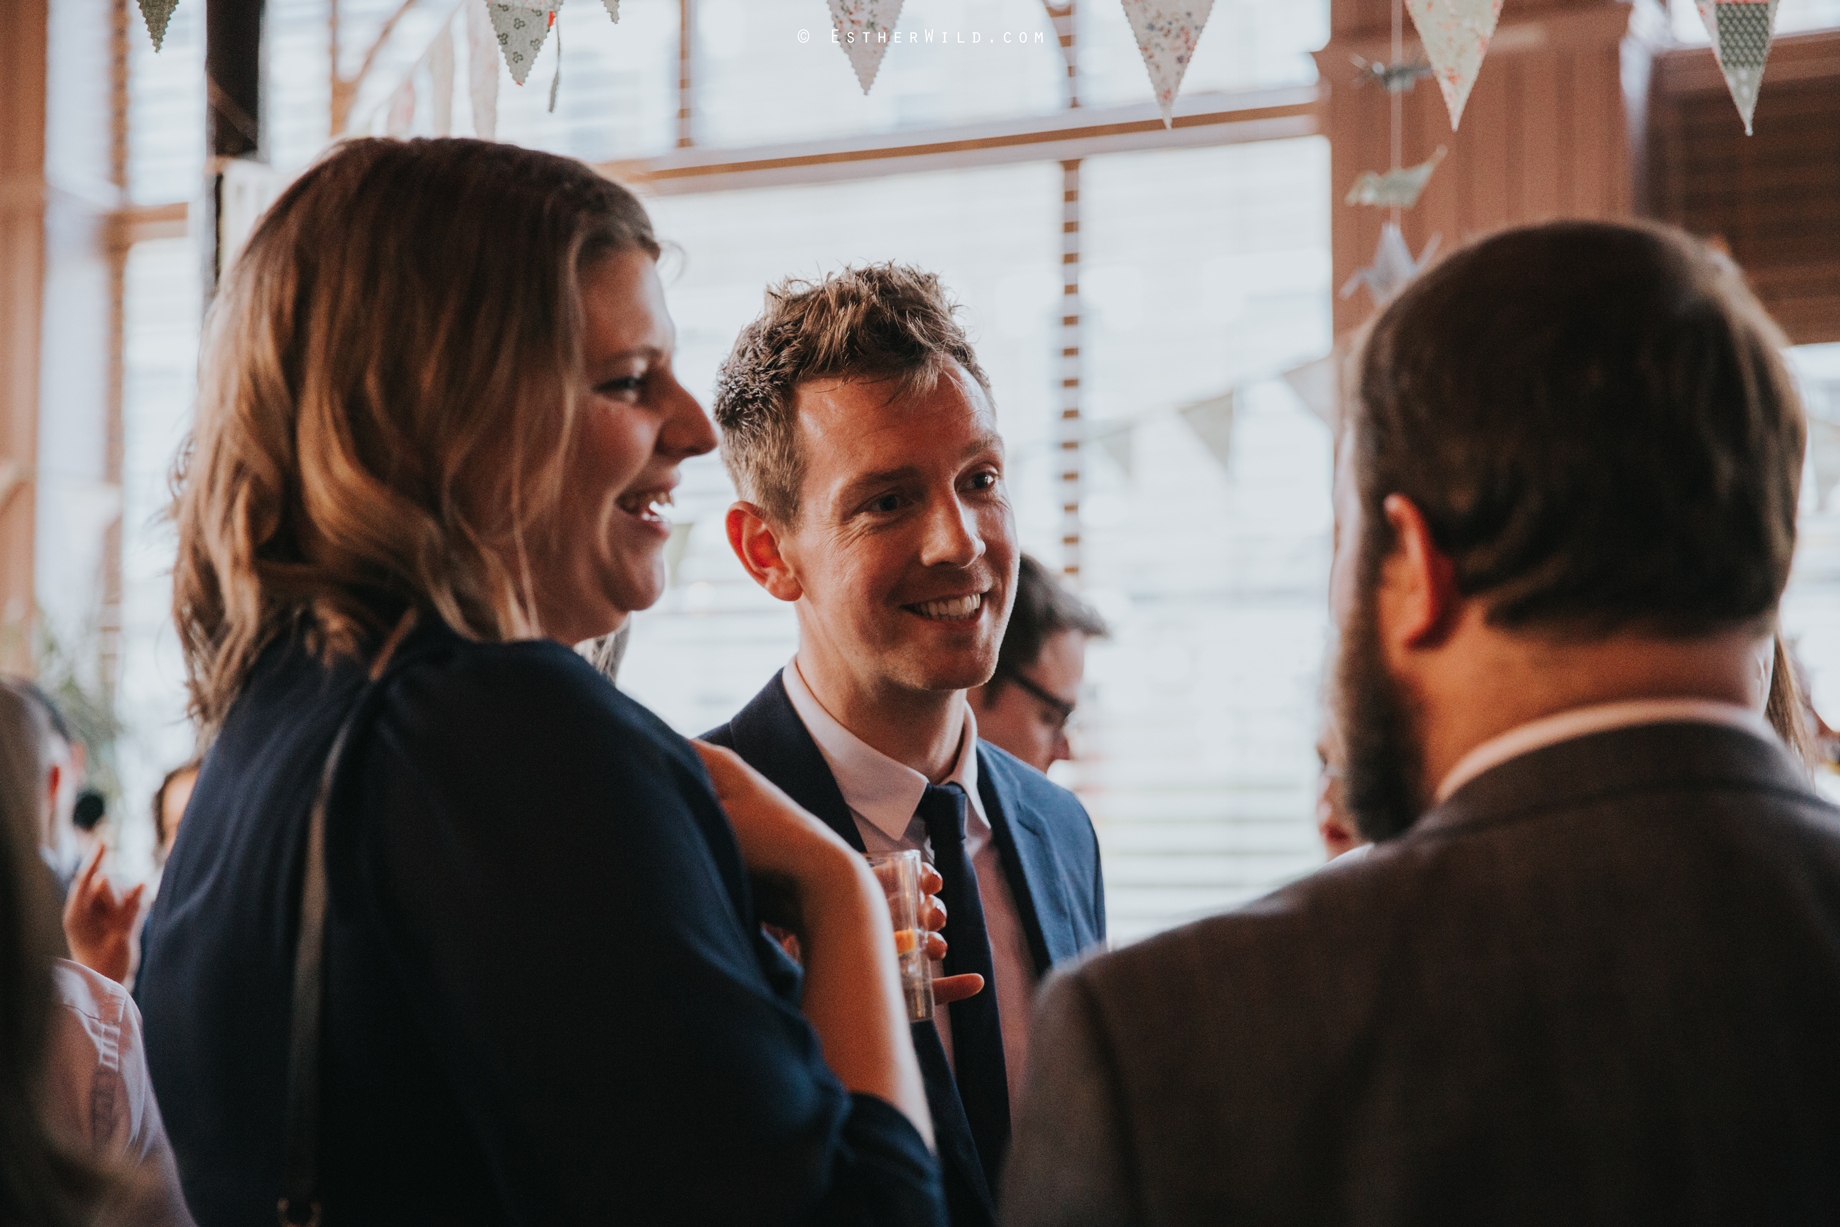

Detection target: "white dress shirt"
[783, 657, 1038, 1116]
[46, 959, 196, 1226]
[1435, 697, 1779, 804]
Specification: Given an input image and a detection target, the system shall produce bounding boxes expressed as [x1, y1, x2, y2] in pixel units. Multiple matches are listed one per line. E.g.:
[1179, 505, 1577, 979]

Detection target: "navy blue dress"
[138, 622, 943, 1227]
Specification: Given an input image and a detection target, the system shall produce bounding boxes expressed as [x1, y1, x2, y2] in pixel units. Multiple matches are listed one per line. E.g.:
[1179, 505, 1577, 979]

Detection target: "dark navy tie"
[916, 782, 1010, 1194]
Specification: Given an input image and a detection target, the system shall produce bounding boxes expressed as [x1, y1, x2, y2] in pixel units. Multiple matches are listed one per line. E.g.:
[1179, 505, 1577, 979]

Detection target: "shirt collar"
[782, 657, 988, 843]
[1434, 697, 1778, 804]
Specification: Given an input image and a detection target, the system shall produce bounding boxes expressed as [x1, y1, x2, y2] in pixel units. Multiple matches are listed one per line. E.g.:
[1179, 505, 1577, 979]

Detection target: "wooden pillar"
[677, 0, 695, 149]
[203, 0, 265, 300]
[1317, 0, 1668, 337]
[1058, 158, 1083, 581]
[102, 0, 130, 696]
[0, 0, 47, 674]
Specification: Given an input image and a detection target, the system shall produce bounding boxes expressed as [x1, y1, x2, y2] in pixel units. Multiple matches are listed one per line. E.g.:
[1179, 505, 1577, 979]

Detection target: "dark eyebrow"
[836, 433, 1005, 507]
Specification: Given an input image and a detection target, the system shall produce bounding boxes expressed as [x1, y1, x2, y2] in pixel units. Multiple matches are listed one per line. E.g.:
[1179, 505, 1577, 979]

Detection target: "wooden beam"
[203, 0, 266, 299]
[600, 86, 1321, 195]
[0, 0, 45, 674]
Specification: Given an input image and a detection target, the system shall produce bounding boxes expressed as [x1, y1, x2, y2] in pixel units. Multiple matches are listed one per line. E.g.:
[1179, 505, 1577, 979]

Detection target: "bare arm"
[693, 741, 933, 1149]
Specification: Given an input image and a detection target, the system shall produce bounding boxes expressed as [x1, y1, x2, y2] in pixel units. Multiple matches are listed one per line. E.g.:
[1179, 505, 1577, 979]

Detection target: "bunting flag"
[1120, 1, 1216, 128]
[1178, 392, 1236, 471]
[1345, 147, 1446, 209]
[138, 0, 178, 51]
[467, 0, 502, 138]
[1404, 0, 1503, 131]
[1696, 0, 1780, 134]
[828, 0, 906, 94]
[1282, 352, 1344, 432]
[1094, 423, 1136, 480]
[1340, 222, 1440, 306]
[488, 1, 560, 86]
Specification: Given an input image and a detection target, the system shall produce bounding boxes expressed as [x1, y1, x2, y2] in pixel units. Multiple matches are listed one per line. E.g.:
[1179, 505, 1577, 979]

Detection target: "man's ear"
[1377, 493, 1461, 651]
[726, 502, 803, 603]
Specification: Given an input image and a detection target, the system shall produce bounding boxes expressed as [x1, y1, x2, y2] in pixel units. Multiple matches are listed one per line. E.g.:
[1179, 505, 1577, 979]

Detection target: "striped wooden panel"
[1648, 30, 1840, 344]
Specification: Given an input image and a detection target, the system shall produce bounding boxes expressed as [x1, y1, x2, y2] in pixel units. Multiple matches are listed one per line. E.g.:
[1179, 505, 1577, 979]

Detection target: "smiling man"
[703, 265, 1106, 1227]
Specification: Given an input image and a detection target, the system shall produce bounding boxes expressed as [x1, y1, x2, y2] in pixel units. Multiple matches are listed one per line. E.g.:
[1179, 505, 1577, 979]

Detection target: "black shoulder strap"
[279, 619, 425, 1227]
[277, 690, 361, 1227]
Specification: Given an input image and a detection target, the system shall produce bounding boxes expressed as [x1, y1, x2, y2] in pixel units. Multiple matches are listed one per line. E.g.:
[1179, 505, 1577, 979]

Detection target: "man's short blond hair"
[712, 263, 992, 525]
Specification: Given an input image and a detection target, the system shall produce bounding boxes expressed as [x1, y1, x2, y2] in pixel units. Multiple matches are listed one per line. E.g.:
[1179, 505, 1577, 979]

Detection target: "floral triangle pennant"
[487, 1, 560, 86]
[138, 0, 179, 50]
[1696, 0, 1780, 134]
[1120, 0, 1216, 129]
[827, 0, 906, 94]
[1404, 0, 1503, 131]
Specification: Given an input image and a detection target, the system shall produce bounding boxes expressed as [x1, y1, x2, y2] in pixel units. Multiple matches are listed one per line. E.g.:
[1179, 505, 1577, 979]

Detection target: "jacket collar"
[1415, 719, 1819, 841]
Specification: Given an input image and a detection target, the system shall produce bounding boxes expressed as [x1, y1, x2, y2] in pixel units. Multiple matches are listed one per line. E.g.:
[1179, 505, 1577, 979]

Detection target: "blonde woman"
[138, 140, 940, 1226]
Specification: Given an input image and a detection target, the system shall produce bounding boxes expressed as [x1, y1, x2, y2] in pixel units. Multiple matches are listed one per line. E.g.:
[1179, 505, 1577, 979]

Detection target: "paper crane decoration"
[1405, 0, 1504, 131]
[828, 0, 907, 94]
[1345, 147, 1447, 209]
[603, 0, 620, 17]
[1351, 54, 1435, 94]
[1121, 0, 1217, 129]
[1696, 0, 1780, 134]
[1340, 222, 1441, 306]
[138, 0, 178, 50]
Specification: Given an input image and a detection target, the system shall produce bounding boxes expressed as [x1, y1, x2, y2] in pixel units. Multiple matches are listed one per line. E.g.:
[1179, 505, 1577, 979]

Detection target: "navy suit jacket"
[704, 672, 1107, 1227]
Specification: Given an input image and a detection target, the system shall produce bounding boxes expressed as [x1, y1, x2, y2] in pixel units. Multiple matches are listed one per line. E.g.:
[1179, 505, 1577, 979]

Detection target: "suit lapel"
[725, 672, 866, 853]
[976, 746, 1070, 976]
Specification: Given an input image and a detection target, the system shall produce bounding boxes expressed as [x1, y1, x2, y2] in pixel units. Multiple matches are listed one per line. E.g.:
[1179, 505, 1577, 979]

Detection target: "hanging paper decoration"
[1282, 353, 1344, 432]
[1345, 146, 1447, 209]
[467, 0, 503, 136]
[827, 0, 907, 95]
[603, 0, 621, 18]
[138, 0, 178, 51]
[1696, 0, 1780, 135]
[1340, 223, 1440, 306]
[1350, 54, 1434, 94]
[1404, 0, 1503, 131]
[487, 1, 560, 86]
[385, 78, 417, 136]
[1120, 1, 1216, 129]
[1178, 392, 1236, 471]
[1094, 423, 1136, 480]
[429, 20, 456, 136]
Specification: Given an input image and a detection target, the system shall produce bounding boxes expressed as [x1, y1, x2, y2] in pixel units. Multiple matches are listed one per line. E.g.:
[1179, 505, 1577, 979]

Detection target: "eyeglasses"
[1007, 673, 1078, 733]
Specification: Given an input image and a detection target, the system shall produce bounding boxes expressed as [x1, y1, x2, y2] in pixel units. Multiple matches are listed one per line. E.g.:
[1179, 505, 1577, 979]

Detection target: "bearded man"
[1004, 221, 1840, 1226]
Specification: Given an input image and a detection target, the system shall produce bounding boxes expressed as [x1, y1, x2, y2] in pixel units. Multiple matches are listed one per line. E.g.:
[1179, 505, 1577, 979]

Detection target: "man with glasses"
[969, 555, 1108, 775]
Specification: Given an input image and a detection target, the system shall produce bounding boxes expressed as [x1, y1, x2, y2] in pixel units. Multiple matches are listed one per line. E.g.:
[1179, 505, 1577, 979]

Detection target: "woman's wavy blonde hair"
[173, 138, 658, 729]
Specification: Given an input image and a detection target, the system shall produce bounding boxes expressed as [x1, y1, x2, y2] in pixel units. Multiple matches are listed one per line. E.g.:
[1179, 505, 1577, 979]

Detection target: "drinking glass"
[866, 849, 935, 1023]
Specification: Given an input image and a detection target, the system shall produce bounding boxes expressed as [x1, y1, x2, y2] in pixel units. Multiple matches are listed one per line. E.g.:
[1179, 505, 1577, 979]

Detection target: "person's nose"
[918, 489, 985, 569]
[1051, 728, 1073, 765]
[658, 378, 717, 461]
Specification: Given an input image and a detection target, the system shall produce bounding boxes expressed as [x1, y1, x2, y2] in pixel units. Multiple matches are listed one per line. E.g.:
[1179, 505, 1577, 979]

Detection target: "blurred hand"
[62, 844, 144, 984]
